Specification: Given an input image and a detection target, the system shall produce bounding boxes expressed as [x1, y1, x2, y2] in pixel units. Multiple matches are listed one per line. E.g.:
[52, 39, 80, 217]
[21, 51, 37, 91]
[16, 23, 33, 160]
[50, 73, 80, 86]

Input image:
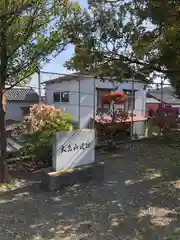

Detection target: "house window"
[61, 91, 69, 102]
[96, 88, 111, 113]
[123, 89, 136, 111]
[53, 91, 69, 103]
[53, 92, 61, 102]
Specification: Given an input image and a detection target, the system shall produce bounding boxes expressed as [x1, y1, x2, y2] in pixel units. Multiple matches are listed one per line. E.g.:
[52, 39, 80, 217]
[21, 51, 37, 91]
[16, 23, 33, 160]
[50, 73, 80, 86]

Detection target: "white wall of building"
[6, 101, 34, 121]
[45, 77, 146, 128]
[78, 79, 117, 127]
[117, 81, 146, 116]
[172, 104, 180, 108]
[45, 80, 80, 122]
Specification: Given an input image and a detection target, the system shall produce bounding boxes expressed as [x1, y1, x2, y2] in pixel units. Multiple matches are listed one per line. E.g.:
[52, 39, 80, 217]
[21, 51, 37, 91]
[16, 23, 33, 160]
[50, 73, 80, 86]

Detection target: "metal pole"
[160, 80, 163, 103]
[130, 78, 134, 139]
[38, 71, 41, 103]
[92, 78, 96, 130]
[78, 79, 81, 129]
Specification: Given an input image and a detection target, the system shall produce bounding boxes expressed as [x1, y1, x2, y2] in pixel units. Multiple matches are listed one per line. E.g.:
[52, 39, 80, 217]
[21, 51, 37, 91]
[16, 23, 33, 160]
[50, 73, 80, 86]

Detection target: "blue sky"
[30, 0, 87, 89]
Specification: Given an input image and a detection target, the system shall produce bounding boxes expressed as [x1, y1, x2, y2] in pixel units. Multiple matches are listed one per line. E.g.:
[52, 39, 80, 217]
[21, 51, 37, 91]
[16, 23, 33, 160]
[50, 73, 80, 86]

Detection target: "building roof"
[6, 88, 39, 102]
[42, 72, 92, 85]
[148, 88, 180, 105]
[146, 97, 161, 104]
[42, 72, 147, 85]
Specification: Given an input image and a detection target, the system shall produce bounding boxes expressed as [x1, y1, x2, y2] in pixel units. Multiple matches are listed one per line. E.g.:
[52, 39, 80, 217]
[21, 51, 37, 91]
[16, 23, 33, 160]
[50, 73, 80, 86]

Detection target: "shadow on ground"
[0, 141, 180, 240]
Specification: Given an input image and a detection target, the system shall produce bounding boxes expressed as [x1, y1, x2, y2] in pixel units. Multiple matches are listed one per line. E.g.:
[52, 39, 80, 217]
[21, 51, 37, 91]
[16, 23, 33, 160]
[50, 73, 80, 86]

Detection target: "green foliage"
[65, 0, 153, 82]
[0, 0, 81, 88]
[65, 0, 180, 93]
[20, 104, 73, 164]
[20, 130, 53, 164]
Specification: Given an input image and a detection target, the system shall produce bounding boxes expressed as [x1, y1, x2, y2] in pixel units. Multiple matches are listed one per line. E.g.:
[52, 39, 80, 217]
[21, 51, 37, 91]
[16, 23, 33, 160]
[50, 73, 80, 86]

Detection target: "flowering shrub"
[97, 92, 129, 147]
[20, 104, 73, 164]
[148, 107, 177, 136]
[22, 104, 73, 132]
[101, 92, 128, 106]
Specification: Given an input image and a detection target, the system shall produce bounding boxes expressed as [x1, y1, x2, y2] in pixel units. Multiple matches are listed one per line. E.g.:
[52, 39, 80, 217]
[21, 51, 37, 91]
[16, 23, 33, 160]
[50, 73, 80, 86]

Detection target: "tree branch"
[5, 44, 67, 90]
[103, 53, 180, 74]
[0, 0, 34, 22]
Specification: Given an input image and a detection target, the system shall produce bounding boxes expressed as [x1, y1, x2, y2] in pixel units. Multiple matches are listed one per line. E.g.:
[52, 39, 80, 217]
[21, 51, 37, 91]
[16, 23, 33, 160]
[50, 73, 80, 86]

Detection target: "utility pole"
[37, 70, 41, 103]
[130, 77, 135, 140]
[78, 79, 81, 129]
[160, 80, 163, 103]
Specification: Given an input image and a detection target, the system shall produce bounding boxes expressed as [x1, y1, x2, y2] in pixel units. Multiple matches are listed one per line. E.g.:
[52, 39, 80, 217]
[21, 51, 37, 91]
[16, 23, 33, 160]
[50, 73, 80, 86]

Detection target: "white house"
[6, 87, 39, 122]
[44, 73, 147, 129]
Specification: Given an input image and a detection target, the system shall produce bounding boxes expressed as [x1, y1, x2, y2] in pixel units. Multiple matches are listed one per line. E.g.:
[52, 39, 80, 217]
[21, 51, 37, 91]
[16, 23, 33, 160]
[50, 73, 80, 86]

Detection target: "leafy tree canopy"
[65, 0, 180, 93]
[0, 0, 81, 89]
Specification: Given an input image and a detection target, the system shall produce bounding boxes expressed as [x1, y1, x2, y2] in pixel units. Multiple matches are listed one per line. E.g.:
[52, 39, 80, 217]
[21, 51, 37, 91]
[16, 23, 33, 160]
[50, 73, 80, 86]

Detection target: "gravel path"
[0, 141, 180, 240]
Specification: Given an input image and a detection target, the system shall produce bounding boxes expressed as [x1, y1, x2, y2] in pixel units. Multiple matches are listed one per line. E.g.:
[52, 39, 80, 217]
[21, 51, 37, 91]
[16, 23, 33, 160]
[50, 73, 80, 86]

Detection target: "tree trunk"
[0, 15, 10, 183]
[0, 88, 9, 183]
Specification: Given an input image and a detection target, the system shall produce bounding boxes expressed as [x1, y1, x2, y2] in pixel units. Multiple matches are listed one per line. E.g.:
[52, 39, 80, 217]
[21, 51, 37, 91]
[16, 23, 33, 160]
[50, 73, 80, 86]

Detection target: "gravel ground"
[0, 140, 180, 240]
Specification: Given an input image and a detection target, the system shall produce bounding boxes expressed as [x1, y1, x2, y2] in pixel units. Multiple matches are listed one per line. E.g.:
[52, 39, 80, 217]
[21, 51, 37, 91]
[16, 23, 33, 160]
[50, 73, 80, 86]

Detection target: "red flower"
[101, 92, 128, 106]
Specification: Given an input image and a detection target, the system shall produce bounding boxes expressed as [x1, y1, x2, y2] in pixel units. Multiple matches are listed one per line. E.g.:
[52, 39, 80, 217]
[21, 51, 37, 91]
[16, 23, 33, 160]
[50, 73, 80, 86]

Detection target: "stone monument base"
[41, 162, 104, 191]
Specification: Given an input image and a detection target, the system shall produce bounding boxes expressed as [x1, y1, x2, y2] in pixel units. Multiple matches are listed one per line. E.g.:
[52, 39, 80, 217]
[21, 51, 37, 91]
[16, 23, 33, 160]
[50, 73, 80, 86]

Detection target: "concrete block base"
[41, 162, 104, 191]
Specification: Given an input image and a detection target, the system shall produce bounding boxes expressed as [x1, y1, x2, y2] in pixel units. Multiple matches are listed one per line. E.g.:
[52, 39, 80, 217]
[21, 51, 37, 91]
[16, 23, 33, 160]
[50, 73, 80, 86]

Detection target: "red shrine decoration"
[101, 92, 128, 107]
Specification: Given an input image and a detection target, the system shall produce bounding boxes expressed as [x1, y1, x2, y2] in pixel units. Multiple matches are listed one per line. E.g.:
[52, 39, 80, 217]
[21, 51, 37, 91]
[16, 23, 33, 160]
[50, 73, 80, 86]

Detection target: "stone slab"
[41, 162, 104, 191]
[53, 129, 95, 171]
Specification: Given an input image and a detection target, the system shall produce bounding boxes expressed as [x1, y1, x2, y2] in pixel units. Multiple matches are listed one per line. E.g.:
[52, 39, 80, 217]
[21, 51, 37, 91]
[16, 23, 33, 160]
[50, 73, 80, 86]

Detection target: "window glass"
[53, 92, 60, 102]
[61, 91, 69, 102]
